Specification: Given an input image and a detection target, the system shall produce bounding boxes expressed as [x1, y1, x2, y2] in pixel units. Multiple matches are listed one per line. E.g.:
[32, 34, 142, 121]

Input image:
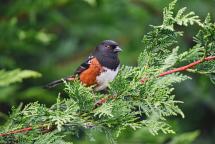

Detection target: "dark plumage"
[93, 40, 121, 70]
[45, 40, 122, 90]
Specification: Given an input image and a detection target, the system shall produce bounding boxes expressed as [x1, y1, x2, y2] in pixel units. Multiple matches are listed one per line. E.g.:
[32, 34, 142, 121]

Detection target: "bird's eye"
[105, 45, 111, 48]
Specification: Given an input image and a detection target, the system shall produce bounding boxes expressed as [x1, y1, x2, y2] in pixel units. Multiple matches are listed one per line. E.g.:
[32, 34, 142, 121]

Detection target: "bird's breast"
[79, 58, 102, 86]
[95, 66, 120, 91]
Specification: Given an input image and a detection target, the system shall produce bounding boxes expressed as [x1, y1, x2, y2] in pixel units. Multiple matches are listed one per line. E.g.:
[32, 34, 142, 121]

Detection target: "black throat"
[93, 52, 120, 70]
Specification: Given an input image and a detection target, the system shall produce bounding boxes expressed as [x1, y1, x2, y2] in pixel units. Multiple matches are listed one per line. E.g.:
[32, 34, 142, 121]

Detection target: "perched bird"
[45, 40, 122, 91]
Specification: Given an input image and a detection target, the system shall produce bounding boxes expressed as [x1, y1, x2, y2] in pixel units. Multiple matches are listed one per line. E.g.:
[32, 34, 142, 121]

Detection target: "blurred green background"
[0, 0, 214, 143]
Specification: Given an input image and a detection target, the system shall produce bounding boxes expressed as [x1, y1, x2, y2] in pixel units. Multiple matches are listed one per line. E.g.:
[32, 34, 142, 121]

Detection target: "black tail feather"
[44, 79, 65, 89]
[44, 76, 75, 89]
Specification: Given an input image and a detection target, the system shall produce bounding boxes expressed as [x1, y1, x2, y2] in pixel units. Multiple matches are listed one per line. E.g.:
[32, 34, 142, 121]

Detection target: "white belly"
[95, 66, 120, 91]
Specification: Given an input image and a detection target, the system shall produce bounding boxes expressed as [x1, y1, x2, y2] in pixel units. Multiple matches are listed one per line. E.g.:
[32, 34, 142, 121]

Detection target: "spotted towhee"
[45, 40, 122, 91]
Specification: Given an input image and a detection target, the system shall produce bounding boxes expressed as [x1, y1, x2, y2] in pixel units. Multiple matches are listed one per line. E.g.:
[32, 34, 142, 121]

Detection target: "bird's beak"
[114, 46, 123, 53]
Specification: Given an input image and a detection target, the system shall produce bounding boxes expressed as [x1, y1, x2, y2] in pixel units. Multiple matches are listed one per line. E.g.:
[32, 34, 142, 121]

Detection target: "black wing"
[44, 56, 94, 89]
[74, 56, 94, 75]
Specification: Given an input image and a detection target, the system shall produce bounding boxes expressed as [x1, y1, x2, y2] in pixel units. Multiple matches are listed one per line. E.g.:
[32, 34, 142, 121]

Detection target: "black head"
[93, 40, 122, 70]
[95, 40, 122, 55]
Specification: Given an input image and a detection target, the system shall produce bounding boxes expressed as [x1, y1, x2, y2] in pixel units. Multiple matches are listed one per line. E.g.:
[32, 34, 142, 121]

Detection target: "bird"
[45, 40, 122, 91]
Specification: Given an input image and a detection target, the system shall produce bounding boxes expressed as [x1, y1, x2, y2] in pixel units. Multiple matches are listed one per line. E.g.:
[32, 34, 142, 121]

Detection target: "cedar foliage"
[0, 69, 41, 87]
[0, 1, 215, 143]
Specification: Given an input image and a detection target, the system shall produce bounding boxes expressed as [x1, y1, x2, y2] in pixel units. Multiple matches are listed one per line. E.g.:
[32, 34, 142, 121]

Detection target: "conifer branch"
[141, 56, 215, 83]
[0, 56, 214, 138]
[0, 124, 54, 137]
[158, 56, 215, 77]
[1, 1, 215, 143]
[0, 127, 33, 137]
[1, 55, 215, 137]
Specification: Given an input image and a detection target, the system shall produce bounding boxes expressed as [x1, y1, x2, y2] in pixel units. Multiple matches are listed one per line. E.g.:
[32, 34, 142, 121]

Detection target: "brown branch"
[0, 127, 33, 137]
[158, 56, 215, 77]
[0, 124, 53, 137]
[1, 56, 215, 137]
[141, 56, 215, 83]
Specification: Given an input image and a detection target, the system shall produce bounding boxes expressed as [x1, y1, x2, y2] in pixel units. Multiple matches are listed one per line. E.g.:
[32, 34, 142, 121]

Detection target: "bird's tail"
[44, 76, 75, 89]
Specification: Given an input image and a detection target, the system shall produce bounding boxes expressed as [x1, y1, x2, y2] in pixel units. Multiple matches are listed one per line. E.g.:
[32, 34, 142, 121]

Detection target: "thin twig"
[0, 127, 33, 137]
[141, 56, 215, 83]
[0, 56, 215, 137]
[0, 124, 52, 137]
[158, 56, 215, 77]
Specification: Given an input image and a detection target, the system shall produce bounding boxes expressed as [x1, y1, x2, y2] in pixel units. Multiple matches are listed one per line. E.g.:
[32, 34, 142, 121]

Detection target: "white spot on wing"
[95, 66, 120, 91]
[87, 56, 94, 64]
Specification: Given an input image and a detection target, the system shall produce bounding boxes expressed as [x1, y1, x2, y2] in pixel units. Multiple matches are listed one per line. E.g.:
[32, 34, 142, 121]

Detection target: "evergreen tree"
[0, 1, 215, 143]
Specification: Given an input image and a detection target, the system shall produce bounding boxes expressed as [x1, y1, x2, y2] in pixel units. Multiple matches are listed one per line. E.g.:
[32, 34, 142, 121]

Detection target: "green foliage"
[0, 69, 41, 87]
[168, 131, 199, 144]
[84, 0, 97, 6]
[0, 0, 151, 118]
[33, 132, 72, 144]
[182, 14, 215, 77]
[162, 0, 202, 30]
[0, 1, 215, 143]
[64, 80, 96, 112]
[194, 14, 215, 54]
